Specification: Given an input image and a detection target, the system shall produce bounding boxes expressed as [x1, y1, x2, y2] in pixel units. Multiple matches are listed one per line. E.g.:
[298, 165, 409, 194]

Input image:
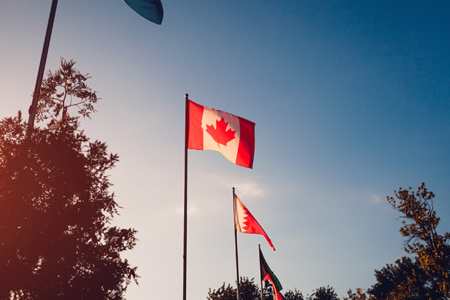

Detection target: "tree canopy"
[307, 286, 339, 300]
[207, 277, 259, 300]
[207, 277, 308, 300]
[368, 183, 450, 299]
[0, 58, 137, 299]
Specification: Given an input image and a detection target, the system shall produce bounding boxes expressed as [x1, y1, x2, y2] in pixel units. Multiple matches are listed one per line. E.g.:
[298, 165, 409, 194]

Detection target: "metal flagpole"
[233, 188, 241, 300]
[27, 0, 58, 136]
[183, 93, 189, 300]
[259, 244, 264, 300]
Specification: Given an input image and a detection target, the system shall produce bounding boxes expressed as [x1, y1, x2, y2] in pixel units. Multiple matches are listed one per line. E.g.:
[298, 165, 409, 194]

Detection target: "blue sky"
[1, 0, 449, 298]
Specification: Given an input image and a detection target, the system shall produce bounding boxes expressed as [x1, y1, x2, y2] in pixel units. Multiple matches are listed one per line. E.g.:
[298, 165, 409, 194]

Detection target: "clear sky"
[1, 0, 449, 299]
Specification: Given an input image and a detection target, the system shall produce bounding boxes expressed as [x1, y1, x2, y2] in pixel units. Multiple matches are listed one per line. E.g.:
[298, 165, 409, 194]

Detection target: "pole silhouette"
[27, 0, 58, 136]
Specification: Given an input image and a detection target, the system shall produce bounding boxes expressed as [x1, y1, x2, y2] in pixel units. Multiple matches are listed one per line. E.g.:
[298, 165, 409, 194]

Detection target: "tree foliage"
[207, 282, 237, 300]
[0, 58, 137, 299]
[368, 183, 450, 299]
[284, 289, 304, 300]
[208, 277, 306, 300]
[343, 288, 373, 300]
[306, 285, 339, 300]
[35, 58, 98, 125]
[207, 277, 258, 300]
[369, 257, 428, 300]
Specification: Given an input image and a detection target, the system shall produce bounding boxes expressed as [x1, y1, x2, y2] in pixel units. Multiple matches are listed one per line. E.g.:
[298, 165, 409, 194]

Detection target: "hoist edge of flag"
[259, 248, 283, 292]
[187, 100, 204, 149]
[235, 195, 275, 250]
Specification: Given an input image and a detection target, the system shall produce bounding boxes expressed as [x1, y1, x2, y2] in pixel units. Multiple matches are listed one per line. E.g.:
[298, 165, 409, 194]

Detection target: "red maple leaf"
[205, 117, 236, 146]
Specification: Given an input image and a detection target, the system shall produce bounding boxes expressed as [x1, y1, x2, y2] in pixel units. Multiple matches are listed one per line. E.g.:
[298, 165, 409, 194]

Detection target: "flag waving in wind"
[234, 194, 275, 250]
[123, 0, 164, 24]
[187, 100, 255, 168]
[260, 248, 284, 300]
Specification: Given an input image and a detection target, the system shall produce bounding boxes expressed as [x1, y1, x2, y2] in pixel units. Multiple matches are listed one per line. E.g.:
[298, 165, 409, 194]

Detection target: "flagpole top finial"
[185, 93, 189, 100]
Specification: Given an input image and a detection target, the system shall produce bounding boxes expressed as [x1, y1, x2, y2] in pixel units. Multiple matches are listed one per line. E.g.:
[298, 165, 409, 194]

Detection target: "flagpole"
[27, 0, 58, 137]
[259, 244, 264, 300]
[233, 188, 241, 300]
[183, 93, 189, 300]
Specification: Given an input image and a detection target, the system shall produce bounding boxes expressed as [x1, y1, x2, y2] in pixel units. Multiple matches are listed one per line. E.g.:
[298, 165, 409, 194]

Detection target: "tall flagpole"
[259, 244, 264, 300]
[233, 188, 241, 300]
[27, 0, 58, 136]
[183, 93, 189, 300]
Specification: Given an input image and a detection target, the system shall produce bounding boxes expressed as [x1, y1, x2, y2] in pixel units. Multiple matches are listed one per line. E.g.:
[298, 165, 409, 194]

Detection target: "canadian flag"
[187, 100, 255, 168]
[234, 194, 275, 250]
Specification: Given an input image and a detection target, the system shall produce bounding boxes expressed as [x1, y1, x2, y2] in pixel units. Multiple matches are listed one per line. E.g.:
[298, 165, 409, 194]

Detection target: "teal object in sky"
[123, 0, 163, 25]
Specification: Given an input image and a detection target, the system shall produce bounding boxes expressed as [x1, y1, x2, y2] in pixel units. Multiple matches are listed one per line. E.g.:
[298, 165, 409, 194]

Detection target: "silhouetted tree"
[307, 285, 339, 300]
[284, 289, 304, 300]
[343, 288, 373, 300]
[368, 183, 450, 299]
[208, 277, 304, 300]
[208, 277, 259, 300]
[208, 282, 237, 300]
[240, 277, 261, 300]
[368, 257, 428, 300]
[0, 58, 137, 299]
